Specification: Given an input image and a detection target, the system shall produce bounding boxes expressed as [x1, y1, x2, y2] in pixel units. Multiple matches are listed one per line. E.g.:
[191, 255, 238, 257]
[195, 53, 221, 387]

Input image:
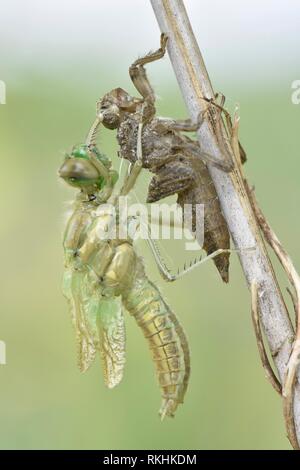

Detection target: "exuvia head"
[58, 144, 118, 196]
[97, 87, 140, 129]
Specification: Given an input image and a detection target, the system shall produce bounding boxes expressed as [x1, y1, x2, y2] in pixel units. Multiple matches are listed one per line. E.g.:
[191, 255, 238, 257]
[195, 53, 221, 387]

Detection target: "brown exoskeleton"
[96, 34, 233, 282]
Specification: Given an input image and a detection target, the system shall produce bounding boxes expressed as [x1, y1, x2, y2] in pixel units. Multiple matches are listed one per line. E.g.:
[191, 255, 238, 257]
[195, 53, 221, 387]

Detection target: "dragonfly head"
[97, 88, 139, 129]
[58, 144, 118, 194]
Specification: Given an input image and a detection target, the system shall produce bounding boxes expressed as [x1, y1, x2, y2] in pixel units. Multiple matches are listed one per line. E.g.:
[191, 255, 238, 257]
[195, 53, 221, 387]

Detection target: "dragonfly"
[59, 105, 193, 420]
[59, 98, 234, 418]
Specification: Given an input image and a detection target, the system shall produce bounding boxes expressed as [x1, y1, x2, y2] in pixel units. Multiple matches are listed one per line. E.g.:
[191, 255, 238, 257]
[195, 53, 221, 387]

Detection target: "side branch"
[250, 281, 282, 396]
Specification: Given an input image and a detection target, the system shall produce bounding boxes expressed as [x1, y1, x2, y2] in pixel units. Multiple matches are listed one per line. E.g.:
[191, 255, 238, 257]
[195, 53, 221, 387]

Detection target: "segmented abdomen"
[122, 261, 190, 420]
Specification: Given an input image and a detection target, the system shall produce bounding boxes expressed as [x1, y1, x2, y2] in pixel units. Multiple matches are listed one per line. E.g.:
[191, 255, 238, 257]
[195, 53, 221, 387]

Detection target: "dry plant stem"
[247, 186, 300, 450]
[150, 0, 299, 446]
[251, 282, 282, 395]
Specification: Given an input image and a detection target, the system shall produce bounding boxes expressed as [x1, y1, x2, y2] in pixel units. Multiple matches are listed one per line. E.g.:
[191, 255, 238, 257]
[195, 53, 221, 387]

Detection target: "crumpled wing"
[62, 267, 126, 387]
[96, 298, 126, 389]
[147, 162, 194, 203]
[62, 268, 97, 372]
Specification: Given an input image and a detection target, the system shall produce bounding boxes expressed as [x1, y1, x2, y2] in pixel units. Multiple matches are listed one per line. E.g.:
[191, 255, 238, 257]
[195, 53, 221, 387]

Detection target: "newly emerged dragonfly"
[96, 34, 234, 282]
[59, 107, 191, 419]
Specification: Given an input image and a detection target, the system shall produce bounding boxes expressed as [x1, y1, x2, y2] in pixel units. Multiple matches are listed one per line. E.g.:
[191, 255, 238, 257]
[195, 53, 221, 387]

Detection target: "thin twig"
[251, 282, 282, 395]
[150, 0, 299, 447]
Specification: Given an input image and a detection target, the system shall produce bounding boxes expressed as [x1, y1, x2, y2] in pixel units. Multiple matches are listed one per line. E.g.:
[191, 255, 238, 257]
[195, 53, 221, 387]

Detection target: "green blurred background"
[0, 0, 299, 450]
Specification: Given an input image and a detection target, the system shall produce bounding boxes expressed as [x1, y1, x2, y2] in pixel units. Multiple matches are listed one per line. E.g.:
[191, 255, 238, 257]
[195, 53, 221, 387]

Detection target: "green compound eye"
[64, 144, 117, 191]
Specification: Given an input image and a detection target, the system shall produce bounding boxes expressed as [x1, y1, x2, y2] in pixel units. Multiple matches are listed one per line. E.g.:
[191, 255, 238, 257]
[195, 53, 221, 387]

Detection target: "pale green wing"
[96, 298, 126, 389]
[63, 267, 126, 387]
[79, 269, 126, 388]
[62, 268, 97, 372]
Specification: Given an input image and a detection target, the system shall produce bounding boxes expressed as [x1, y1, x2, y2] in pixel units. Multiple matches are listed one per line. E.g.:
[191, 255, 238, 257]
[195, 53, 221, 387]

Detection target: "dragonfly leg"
[85, 114, 103, 147]
[177, 141, 233, 172]
[147, 235, 233, 282]
[85, 146, 110, 180]
[129, 33, 168, 104]
[156, 110, 207, 133]
[146, 227, 254, 282]
[201, 93, 247, 165]
[119, 105, 145, 196]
